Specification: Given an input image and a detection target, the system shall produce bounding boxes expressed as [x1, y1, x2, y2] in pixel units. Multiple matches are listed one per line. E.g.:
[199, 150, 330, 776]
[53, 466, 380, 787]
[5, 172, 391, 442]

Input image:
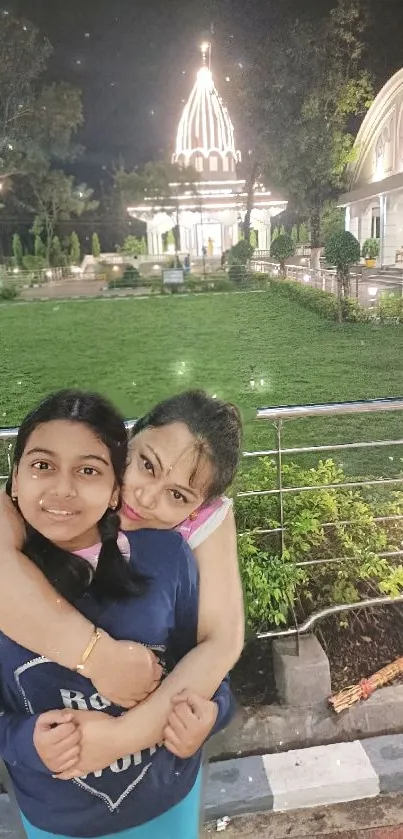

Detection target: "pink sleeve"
[176, 497, 232, 548]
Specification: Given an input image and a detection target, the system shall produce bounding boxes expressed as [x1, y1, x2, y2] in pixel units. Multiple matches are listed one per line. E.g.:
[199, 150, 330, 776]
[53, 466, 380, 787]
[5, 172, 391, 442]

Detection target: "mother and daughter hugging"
[0, 388, 244, 839]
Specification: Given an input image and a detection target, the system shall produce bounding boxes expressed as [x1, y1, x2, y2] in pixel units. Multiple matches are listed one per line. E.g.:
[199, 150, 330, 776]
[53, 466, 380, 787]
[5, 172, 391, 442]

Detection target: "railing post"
[275, 419, 285, 557]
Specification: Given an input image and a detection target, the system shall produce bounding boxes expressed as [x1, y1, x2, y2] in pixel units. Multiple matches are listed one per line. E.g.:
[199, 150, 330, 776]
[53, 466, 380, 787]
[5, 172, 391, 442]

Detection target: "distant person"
[183, 253, 191, 275]
[202, 245, 207, 258]
[207, 237, 213, 258]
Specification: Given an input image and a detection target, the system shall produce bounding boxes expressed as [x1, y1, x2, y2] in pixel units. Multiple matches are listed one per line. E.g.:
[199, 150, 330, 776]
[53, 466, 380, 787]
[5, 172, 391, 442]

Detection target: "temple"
[128, 43, 287, 257]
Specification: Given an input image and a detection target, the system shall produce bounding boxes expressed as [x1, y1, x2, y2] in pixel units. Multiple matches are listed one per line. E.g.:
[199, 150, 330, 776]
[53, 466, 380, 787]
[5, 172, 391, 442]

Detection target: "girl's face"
[120, 422, 211, 531]
[12, 420, 119, 552]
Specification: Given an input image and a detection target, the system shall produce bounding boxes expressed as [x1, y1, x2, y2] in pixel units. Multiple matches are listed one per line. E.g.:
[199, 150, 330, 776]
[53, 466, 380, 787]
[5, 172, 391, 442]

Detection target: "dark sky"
[9, 0, 403, 179]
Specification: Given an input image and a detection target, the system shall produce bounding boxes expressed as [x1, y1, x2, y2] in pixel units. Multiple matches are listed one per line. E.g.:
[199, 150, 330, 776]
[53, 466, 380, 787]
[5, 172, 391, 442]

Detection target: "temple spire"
[200, 41, 211, 70]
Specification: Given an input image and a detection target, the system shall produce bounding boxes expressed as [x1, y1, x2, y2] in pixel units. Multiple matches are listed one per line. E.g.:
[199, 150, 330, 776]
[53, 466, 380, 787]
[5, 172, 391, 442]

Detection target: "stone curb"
[204, 734, 403, 820]
[2, 735, 403, 833]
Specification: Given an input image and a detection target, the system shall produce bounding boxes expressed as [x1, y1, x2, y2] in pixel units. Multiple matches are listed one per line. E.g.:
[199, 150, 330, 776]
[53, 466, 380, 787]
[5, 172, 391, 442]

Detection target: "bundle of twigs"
[329, 655, 403, 713]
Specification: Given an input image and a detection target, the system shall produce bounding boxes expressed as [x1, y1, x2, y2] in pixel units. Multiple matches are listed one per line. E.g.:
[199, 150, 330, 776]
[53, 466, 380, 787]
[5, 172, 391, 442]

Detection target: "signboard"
[163, 269, 184, 285]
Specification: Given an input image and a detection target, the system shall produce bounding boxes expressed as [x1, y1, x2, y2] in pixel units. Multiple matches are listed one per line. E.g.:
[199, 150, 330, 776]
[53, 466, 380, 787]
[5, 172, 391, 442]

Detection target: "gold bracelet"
[76, 627, 103, 672]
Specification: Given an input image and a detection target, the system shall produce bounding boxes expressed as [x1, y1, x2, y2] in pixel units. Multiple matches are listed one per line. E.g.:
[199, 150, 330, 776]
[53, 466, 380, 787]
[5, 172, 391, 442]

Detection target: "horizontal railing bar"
[0, 418, 138, 441]
[243, 438, 403, 459]
[237, 476, 403, 498]
[238, 514, 403, 538]
[257, 594, 403, 639]
[256, 397, 403, 422]
[295, 549, 403, 568]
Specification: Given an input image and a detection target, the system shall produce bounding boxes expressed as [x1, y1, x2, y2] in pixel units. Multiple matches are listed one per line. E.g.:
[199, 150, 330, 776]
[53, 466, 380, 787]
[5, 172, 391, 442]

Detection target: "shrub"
[267, 275, 368, 323]
[324, 231, 360, 320]
[92, 232, 101, 258]
[229, 239, 254, 266]
[228, 262, 247, 285]
[269, 233, 295, 275]
[0, 283, 19, 300]
[378, 296, 403, 324]
[361, 238, 379, 260]
[22, 255, 46, 273]
[236, 457, 403, 633]
[108, 265, 141, 289]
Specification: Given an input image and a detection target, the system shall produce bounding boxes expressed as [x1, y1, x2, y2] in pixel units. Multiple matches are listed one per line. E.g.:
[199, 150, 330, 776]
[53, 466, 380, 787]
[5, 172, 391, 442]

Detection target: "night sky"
[8, 0, 403, 180]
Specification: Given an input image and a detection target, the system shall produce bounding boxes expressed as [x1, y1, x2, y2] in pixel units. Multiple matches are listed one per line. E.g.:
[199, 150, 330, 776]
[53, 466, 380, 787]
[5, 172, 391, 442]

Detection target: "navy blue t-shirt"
[0, 530, 234, 837]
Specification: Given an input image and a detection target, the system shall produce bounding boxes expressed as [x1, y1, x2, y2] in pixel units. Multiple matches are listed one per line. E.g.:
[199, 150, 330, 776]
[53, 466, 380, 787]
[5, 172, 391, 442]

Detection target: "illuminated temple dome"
[173, 44, 241, 178]
[127, 44, 287, 258]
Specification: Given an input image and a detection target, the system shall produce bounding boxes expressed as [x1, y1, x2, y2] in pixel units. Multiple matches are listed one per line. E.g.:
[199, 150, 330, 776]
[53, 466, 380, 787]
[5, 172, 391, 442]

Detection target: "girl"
[0, 390, 234, 839]
[0, 391, 244, 750]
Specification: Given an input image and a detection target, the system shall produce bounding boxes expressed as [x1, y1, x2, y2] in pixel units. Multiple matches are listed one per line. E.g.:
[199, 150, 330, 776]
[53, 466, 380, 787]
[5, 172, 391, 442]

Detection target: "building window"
[195, 156, 203, 172]
[209, 156, 218, 172]
[223, 157, 229, 172]
[371, 208, 380, 239]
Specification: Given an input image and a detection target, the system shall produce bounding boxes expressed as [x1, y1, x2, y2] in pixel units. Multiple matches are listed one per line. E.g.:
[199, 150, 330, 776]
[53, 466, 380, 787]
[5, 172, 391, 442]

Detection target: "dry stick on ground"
[329, 656, 403, 713]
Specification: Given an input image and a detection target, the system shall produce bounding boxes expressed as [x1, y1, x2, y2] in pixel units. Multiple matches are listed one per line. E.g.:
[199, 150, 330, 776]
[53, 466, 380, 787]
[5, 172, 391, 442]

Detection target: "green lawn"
[1, 290, 402, 476]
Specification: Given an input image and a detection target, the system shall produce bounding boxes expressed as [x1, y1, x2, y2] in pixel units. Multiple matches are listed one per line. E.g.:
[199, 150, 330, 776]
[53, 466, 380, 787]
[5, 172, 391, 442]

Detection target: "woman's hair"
[132, 390, 243, 501]
[6, 389, 147, 604]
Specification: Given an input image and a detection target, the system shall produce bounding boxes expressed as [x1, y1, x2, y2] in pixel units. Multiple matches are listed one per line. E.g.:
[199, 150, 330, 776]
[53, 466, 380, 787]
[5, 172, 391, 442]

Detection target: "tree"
[299, 222, 310, 246]
[165, 229, 176, 251]
[324, 230, 360, 321]
[34, 234, 45, 259]
[69, 231, 81, 265]
[271, 226, 279, 242]
[12, 233, 23, 267]
[92, 232, 101, 258]
[115, 160, 199, 262]
[23, 173, 98, 264]
[50, 235, 65, 267]
[119, 235, 145, 257]
[270, 233, 296, 276]
[249, 229, 258, 249]
[238, 0, 373, 269]
[321, 203, 345, 243]
[0, 14, 51, 183]
[291, 225, 298, 246]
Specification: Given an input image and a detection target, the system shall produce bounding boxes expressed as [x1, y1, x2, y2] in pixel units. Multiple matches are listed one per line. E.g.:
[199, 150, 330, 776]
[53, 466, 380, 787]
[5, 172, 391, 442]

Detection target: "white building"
[339, 68, 403, 267]
[128, 44, 287, 257]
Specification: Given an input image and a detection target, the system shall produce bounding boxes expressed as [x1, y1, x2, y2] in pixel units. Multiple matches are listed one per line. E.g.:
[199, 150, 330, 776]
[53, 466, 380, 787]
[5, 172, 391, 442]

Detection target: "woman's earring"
[11, 495, 17, 503]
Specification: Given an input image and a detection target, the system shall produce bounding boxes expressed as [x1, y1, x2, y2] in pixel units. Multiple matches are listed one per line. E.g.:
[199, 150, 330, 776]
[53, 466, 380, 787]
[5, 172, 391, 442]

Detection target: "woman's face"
[12, 420, 118, 552]
[120, 422, 210, 531]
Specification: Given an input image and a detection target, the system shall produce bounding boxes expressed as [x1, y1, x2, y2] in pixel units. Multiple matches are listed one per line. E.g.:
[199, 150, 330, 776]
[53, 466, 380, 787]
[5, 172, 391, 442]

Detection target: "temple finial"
[200, 41, 211, 70]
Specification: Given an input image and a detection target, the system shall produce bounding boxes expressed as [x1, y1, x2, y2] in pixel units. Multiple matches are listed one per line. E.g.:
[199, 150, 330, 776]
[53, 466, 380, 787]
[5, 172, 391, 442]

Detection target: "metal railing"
[250, 257, 361, 297]
[1, 398, 403, 638]
[239, 397, 403, 638]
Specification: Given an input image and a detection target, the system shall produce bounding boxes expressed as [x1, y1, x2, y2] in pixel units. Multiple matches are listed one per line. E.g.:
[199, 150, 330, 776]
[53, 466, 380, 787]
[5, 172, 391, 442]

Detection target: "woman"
[0, 390, 244, 753]
[0, 390, 234, 839]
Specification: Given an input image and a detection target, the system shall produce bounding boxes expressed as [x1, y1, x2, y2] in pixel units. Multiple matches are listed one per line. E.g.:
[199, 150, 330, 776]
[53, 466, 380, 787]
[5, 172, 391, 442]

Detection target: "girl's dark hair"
[132, 390, 242, 501]
[6, 389, 147, 604]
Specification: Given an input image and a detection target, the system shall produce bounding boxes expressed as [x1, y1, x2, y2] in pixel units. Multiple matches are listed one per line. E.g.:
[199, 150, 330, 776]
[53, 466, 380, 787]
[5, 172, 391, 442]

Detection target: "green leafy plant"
[266, 274, 368, 323]
[12, 233, 23, 267]
[229, 239, 254, 266]
[91, 232, 101, 258]
[324, 231, 361, 321]
[361, 238, 379, 260]
[108, 265, 141, 289]
[269, 233, 295, 276]
[0, 283, 19, 300]
[235, 456, 403, 633]
[69, 231, 81, 265]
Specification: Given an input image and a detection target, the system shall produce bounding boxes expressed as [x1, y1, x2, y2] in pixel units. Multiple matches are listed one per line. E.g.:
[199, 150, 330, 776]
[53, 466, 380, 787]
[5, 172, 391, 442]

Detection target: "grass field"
[1, 290, 402, 476]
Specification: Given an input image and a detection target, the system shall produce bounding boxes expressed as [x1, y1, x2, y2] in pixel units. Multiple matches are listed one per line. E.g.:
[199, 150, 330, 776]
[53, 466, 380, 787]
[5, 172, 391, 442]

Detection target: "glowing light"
[113, 265, 119, 272]
[173, 49, 241, 169]
[201, 42, 210, 55]
[368, 286, 378, 297]
[303, 274, 311, 282]
[13, 268, 19, 274]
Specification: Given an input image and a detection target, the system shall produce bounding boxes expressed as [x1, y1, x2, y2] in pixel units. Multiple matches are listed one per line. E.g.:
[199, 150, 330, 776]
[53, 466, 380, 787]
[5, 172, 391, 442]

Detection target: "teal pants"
[20, 772, 202, 839]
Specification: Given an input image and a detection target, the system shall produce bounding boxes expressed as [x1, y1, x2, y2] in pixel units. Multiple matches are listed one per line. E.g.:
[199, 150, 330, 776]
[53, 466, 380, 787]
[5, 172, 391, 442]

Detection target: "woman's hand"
[0, 491, 25, 549]
[85, 635, 162, 708]
[55, 710, 130, 779]
[163, 691, 218, 758]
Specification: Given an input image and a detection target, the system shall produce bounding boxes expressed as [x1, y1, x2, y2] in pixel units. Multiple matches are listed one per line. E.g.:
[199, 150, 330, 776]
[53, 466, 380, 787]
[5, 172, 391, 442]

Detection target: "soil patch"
[231, 606, 403, 706]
